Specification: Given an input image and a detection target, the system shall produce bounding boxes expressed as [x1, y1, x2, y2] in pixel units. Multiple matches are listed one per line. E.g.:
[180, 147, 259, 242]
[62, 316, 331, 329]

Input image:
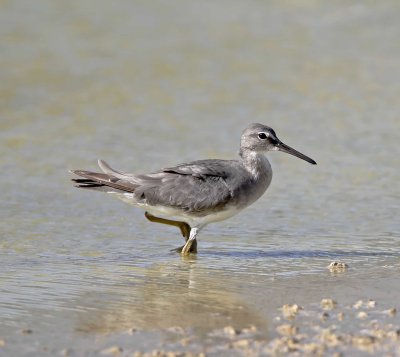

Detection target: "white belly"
[110, 192, 242, 229]
[144, 204, 242, 229]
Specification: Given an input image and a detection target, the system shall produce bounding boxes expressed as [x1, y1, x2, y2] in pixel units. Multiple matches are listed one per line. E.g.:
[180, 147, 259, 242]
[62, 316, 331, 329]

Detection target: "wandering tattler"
[71, 123, 316, 255]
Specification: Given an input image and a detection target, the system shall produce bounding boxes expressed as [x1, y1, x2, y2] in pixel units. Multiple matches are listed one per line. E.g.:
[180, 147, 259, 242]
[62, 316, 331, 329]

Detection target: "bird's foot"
[171, 239, 197, 254]
[181, 239, 198, 256]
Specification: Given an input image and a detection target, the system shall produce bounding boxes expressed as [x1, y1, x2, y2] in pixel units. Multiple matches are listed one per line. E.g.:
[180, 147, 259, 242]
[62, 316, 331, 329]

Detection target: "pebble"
[352, 299, 377, 310]
[385, 308, 397, 317]
[367, 300, 376, 308]
[320, 312, 330, 321]
[276, 324, 298, 336]
[351, 335, 376, 352]
[357, 311, 368, 319]
[223, 325, 239, 336]
[282, 304, 302, 320]
[321, 298, 337, 310]
[319, 329, 343, 347]
[328, 261, 348, 272]
[337, 312, 345, 321]
[387, 329, 400, 340]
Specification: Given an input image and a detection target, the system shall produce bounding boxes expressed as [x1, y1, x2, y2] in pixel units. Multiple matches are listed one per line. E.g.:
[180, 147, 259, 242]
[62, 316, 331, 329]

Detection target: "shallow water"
[1, 0, 400, 355]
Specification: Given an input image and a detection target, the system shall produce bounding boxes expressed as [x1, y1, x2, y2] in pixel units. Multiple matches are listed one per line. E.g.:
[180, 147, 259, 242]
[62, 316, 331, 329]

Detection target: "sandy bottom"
[4, 297, 395, 357]
[121, 299, 399, 357]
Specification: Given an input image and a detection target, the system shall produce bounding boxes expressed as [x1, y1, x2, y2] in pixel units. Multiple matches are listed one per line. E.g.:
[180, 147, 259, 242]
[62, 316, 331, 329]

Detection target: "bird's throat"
[239, 149, 272, 180]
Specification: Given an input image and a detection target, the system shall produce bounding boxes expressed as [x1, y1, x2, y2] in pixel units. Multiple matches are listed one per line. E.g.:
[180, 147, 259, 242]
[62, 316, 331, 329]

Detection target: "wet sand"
[1, 259, 399, 356]
[122, 297, 400, 356]
[2, 296, 398, 356]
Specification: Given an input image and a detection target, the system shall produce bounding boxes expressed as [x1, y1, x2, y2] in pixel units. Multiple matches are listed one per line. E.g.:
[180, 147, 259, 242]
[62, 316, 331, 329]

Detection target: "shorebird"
[71, 123, 316, 255]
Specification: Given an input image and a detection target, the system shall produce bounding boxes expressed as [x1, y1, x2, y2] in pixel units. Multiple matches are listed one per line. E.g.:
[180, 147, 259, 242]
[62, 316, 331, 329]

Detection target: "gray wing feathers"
[142, 174, 232, 212]
[146, 160, 236, 212]
[72, 159, 240, 213]
[162, 160, 231, 178]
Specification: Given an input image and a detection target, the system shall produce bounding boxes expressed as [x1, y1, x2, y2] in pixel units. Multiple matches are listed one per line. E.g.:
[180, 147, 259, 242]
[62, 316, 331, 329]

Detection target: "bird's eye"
[258, 132, 267, 140]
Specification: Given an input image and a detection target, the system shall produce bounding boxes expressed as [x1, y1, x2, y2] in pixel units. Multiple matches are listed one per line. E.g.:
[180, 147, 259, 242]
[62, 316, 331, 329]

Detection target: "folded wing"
[71, 160, 234, 213]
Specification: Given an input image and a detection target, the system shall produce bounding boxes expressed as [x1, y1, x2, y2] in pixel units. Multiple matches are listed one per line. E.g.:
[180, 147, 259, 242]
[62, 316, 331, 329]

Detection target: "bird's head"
[240, 123, 316, 165]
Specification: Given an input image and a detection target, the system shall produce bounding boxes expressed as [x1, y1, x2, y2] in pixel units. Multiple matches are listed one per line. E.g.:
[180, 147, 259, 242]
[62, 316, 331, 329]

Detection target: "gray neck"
[239, 148, 272, 179]
[237, 148, 273, 206]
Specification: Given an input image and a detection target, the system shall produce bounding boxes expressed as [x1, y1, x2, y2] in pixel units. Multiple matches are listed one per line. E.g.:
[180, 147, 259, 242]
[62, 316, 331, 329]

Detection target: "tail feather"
[71, 177, 116, 192]
[72, 178, 104, 188]
[70, 169, 137, 193]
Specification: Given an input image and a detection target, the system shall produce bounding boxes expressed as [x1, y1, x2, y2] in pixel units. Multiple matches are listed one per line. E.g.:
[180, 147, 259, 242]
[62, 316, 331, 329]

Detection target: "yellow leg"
[181, 228, 198, 256]
[144, 212, 197, 253]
